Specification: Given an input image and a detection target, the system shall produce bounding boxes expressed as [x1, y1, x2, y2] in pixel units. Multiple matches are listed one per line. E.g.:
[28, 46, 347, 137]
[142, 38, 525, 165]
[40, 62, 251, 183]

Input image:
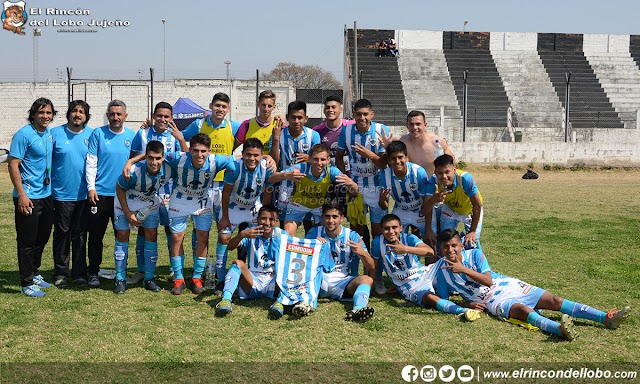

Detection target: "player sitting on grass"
[215, 204, 281, 316]
[434, 229, 631, 341]
[306, 200, 375, 322]
[371, 214, 482, 321]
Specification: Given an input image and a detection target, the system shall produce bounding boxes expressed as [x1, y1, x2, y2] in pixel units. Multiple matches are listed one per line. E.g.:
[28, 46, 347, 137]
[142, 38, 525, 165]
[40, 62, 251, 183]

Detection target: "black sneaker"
[73, 277, 88, 285]
[345, 306, 375, 323]
[54, 276, 67, 288]
[113, 279, 126, 294]
[144, 279, 161, 292]
[213, 281, 225, 296]
[87, 274, 100, 288]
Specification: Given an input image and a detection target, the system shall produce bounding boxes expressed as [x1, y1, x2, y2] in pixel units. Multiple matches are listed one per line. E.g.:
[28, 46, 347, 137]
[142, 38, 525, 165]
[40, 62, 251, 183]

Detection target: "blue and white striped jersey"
[271, 233, 333, 309]
[379, 162, 428, 211]
[165, 152, 231, 200]
[131, 126, 182, 195]
[433, 248, 498, 303]
[224, 158, 273, 210]
[306, 225, 365, 277]
[371, 233, 433, 291]
[240, 227, 282, 275]
[277, 126, 320, 190]
[117, 161, 171, 202]
[337, 122, 388, 188]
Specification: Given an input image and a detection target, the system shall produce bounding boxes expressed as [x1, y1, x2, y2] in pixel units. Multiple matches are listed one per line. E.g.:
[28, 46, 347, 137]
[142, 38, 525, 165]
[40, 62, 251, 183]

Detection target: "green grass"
[0, 167, 639, 382]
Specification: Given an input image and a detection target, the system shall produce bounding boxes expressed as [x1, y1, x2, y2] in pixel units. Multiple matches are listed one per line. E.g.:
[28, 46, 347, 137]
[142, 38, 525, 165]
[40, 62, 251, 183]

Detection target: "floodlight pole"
[162, 19, 166, 81]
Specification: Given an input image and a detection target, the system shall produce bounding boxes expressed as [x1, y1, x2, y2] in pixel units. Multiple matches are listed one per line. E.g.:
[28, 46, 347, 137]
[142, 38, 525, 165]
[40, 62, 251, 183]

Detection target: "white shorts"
[218, 204, 261, 232]
[320, 271, 355, 301]
[360, 185, 387, 224]
[392, 207, 427, 236]
[277, 184, 294, 219]
[238, 271, 276, 300]
[286, 201, 322, 224]
[485, 276, 546, 319]
[114, 195, 161, 230]
[168, 195, 213, 233]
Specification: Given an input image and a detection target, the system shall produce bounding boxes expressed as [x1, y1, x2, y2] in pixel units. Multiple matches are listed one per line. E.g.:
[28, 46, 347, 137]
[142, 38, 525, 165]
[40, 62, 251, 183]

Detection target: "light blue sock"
[170, 255, 184, 280]
[436, 299, 466, 315]
[560, 299, 606, 324]
[144, 241, 158, 281]
[192, 256, 206, 279]
[135, 234, 145, 273]
[223, 264, 241, 301]
[191, 230, 197, 256]
[527, 311, 561, 336]
[352, 284, 371, 310]
[216, 241, 229, 281]
[114, 240, 129, 281]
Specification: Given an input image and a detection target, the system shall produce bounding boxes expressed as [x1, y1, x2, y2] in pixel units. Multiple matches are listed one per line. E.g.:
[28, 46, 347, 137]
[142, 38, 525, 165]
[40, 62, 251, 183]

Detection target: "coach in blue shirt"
[85, 100, 136, 288]
[8, 98, 56, 297]
[50, 100, 94, 287]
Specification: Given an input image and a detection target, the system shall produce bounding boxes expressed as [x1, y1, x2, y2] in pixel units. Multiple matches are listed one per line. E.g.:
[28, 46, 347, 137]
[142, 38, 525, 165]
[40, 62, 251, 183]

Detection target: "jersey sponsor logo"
[368, 137, 377, 146]
[286, 242, 314, 256]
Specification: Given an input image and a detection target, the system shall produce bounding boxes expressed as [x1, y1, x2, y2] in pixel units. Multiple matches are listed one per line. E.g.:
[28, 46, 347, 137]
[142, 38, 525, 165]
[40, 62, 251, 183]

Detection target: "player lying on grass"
[306, 200, 375, 322]
[433, 229, 631, 341]
[215, 204, 281, 316]
[371, 214, 482, 321]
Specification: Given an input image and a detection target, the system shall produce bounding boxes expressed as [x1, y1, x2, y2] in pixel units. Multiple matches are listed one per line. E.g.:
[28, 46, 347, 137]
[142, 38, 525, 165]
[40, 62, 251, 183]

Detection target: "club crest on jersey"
[410, 183, 418, 191]
[84, 138, 90, 147]
[301, 143, 310, 152]
[286, 242, 314, 256]
[124, 140, 131, 148]
[256, 177, 263, 186]
[368, 137, 377, 146]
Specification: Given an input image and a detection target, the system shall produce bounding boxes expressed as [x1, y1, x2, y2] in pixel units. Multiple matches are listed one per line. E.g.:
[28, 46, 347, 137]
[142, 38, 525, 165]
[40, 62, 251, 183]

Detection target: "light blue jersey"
[182, 117, 241, 140]
[379, 162, 428, 211]
[50, 124, 93, 201]
[224, 158, 273, 210]
[371, 233, 432, 291]
[277, 127, 320, 190]
[86, 125, 136, 197]
[271, 233, 333, 308]
[9, 124, 53, 199]
[131, 126, 182, 195]
[117, 161, 171, 202]
[337, 122, 388, 188]
[306, 225, 365, 277]
[165, 151, 231, 200]
[433, 248, 496, 303]
[240, 227, 282, 274]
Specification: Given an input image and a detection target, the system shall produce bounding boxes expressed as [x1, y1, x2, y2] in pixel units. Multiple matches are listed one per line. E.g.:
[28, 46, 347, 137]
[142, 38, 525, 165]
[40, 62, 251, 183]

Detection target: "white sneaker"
[292, 302, 313, 317]
[605, 306, 631, 329]
[126, 271, 145, 285]
[373, 279, 387, 295]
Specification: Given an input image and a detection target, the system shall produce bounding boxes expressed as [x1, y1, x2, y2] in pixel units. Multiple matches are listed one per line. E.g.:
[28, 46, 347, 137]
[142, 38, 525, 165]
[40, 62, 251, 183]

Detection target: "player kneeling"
[306, 200, 376, 322]
[113, 141, 169, 293]
[434, 229, 631, 341]
[372, 214, 481, 320]
[215, 205, 281, 316]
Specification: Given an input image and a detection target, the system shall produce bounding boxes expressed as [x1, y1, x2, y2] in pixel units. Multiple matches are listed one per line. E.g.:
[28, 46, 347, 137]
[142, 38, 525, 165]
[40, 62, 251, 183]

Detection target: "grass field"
[1, 166, 639, 382]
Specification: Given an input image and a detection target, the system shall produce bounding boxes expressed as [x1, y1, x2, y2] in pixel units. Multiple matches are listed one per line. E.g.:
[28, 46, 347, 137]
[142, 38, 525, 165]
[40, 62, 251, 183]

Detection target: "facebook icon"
[401, 365, 419, 382]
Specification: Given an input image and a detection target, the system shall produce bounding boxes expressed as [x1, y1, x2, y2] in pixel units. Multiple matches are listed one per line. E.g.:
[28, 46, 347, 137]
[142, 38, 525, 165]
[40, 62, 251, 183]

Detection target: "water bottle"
[434, 139, 444, 160]
[204, 255, 216, 290]
[136, 207, 151, 222]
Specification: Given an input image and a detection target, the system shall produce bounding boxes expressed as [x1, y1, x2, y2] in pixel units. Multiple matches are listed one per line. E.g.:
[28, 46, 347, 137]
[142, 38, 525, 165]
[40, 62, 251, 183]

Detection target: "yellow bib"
[201, 118, 234, 181]
[441, 170, 483, 215]
[291, 165, 332, 209]
[246, 118, 276, 153]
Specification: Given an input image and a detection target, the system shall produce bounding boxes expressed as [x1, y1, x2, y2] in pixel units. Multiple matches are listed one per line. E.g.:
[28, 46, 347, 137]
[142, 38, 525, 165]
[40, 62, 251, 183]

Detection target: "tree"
[262, 62, 341, 90]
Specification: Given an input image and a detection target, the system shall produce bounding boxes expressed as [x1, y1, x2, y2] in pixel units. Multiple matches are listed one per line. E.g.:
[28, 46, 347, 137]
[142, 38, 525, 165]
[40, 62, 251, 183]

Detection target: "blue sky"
[2, 0, 638, 82]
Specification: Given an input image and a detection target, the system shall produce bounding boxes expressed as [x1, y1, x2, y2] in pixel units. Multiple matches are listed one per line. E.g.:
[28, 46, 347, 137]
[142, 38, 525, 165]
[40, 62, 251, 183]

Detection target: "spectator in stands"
[388, 38, 399, 57]
[377, 39, 388, 57]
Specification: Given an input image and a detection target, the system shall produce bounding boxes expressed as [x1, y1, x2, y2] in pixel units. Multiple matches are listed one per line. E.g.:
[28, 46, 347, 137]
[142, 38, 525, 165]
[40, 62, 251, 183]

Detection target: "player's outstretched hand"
[241, 226, 264, 239]
[378, 132, 395, 148]
[442, 258, 467, 274]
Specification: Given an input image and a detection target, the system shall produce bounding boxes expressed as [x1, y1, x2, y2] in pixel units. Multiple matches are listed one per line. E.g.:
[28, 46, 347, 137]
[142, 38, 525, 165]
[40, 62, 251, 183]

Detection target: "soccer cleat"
[605, 306, 631, 329]
[54, 277, 67, 288]
[268, 301, 284, 320]
[345, 306, 375, 322]
[144, 279, 161, 292]
[191, 277, 205, 295]
[215, 299, 233, 316]
[126, 271, 145, 286]
[87, 274, 100, 288]
[373, 279, 387, 295]
[22, 284, 46, 298]
[213, 281, 225, 296]
[113, 279, 127, 294]
[560, 314, 577, 341]
[73, 277, 88, 285]
[33, 275, 52, 289]
[462, 309, 483, 322]
[171, 279, 186, 295]
[292, 302, 313, 318]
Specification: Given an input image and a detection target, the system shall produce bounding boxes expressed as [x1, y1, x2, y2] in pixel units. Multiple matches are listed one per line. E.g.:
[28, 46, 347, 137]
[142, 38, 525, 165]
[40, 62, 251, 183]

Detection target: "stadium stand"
[630, 35, 640, 70]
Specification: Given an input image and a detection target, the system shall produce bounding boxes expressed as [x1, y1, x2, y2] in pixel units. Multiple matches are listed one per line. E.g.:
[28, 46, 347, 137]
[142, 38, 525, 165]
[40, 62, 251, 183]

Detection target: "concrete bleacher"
[537, 33, 624, 129]
[630, 35, 640, 69]
[397, 30, 462, 134]
[490, 32, 564, 141]
[584, 35, 640, 129]
[346, 29, 407, 126]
